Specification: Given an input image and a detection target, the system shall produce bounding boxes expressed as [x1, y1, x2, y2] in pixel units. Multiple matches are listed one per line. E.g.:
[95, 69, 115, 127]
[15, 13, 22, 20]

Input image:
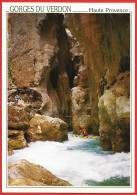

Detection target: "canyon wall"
[65, 14, 130, 152]
[8, 13, 72, 120]
[8, 13, 73, 154]
[8, 13, 130, 153]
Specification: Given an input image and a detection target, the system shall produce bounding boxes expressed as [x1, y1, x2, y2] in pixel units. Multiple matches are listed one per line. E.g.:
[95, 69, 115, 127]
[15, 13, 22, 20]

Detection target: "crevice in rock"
[50, 66, 58, 90]
[119, 56, 130, 73]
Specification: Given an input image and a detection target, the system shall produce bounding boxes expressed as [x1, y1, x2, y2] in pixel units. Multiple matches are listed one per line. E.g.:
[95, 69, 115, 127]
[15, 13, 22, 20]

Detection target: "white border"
[2, 2, 135, 193]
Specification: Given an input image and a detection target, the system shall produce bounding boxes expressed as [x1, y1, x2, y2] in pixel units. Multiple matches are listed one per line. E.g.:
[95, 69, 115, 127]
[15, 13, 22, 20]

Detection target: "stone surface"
[26, 114, 68, 142]
[8, 159, 72, 186]
[8, 13, 72, 129]
[56, 72, 72, 126]
[98, 71, 130, 152]
[8, 145, 14, 156]
[8, 130, 28, 150]
[65, 14, 130, 151]
[71, 86, 91, 134]
[9, 177, 47, 186]
[8, 104, 34, 130]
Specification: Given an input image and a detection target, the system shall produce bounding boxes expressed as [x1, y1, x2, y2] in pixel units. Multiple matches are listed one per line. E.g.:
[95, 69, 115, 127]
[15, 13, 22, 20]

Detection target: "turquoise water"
[67, 136, 112, 155]
[8, 132, 130, 186]
[85, 176, 130, 186]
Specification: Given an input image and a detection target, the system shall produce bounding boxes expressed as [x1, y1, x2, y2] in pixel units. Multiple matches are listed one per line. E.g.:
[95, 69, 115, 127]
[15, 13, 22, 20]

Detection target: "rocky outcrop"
[8, 130, 28, 150]
[98, 71, 130, 152]
[8, 103, 68, 155]
[8, 13, 72, 130]
[26, 114, 68, 142]
[8, 104, 34, 154]
[71, 86, 91, 134]
[8, 159, 72, 186]
[8, 104, 35, 130]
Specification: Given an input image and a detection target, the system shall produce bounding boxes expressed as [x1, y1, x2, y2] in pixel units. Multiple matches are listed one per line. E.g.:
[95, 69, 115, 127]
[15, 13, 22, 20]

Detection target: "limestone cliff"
[65, 14, 130, 152]
[8, 14, 72, 154]
[8, 13, 72, 125]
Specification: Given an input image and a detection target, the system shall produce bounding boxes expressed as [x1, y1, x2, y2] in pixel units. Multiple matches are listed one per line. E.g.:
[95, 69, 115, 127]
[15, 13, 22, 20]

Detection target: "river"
[8, 132, 130, 186]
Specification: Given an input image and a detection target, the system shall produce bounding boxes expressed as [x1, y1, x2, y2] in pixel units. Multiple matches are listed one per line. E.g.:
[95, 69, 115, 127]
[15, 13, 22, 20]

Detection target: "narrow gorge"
[8, 13, 130, 186]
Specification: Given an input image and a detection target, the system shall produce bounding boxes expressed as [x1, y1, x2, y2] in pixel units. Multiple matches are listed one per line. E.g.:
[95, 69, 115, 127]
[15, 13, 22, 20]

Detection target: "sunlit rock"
[8, 159, 72, 186]
[8, 104, 35, 130]
[26, 114, 68, 142]
[98, 71, 130, 152]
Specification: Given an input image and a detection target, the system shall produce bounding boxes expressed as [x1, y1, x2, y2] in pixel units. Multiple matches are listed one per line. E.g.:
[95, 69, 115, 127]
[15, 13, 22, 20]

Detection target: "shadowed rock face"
[65, 14, 130, 152]
[8, 159, 72, 186]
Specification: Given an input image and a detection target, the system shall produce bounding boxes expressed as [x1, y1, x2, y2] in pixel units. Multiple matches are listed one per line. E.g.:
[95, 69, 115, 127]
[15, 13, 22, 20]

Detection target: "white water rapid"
[8, 132, 130, 186]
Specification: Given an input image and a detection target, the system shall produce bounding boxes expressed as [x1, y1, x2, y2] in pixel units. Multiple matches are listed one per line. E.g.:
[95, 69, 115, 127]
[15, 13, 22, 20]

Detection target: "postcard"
[1, 0, 136, 194]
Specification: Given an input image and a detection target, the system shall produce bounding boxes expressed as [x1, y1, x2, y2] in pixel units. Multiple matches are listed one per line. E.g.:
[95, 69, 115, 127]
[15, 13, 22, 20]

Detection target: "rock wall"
[8, 13, 72, 125]
[65, 14, 130, 152]
[8, 13, 73, 153]
[98, 71, 130, 152]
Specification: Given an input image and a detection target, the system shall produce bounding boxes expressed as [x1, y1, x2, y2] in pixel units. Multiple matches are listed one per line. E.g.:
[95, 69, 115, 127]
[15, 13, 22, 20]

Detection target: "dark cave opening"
[66, 60, 75, 89]
[50, 66, 58, 90]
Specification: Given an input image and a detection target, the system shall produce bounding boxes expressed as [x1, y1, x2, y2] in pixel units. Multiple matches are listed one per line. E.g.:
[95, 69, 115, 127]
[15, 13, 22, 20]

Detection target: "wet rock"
[26, 114, 68, 142]
[8, 159, 72, 186]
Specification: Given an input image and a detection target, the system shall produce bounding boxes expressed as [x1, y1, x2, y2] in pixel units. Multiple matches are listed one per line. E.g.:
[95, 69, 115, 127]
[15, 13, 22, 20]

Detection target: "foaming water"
[8, 132, 130, 186]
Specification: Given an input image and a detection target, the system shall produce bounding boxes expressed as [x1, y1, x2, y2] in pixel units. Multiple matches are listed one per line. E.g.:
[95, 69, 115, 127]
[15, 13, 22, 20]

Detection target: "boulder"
[8, 130, 28, 150]
[8, 104, 34, 130]
[26, 114, 68, 142]
[8, 159, 72, 186]
[9, 178, 47, 186]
